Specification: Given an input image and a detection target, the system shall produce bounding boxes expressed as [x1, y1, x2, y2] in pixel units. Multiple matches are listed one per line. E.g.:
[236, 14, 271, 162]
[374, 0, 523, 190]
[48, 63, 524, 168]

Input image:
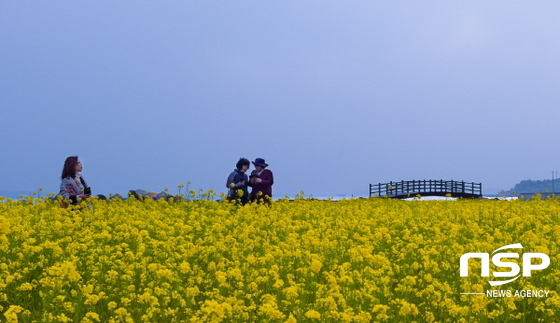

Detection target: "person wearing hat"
[248, 158, 274, 203]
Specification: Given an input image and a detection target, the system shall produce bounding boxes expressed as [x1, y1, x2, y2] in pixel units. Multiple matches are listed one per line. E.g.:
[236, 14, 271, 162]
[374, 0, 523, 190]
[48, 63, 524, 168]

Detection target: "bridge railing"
[369, 180, 482, 198]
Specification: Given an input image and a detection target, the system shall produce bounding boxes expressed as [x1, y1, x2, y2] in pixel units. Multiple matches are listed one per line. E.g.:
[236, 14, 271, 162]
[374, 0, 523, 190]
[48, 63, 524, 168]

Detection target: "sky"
[2, 1, 560, 198]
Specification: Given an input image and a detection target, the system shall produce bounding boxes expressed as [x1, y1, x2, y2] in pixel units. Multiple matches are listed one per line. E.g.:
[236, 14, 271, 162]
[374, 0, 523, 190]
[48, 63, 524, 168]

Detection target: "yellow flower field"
[1, 195, 559, 322]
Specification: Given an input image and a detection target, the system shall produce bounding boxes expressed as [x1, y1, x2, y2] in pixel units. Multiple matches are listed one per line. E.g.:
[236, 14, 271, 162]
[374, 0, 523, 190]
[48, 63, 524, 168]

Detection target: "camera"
[83, 187, 92, 195]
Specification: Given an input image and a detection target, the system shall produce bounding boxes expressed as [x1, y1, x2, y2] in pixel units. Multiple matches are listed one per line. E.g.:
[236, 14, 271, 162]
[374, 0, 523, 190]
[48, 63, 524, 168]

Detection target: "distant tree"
[503, 179, 560, 195]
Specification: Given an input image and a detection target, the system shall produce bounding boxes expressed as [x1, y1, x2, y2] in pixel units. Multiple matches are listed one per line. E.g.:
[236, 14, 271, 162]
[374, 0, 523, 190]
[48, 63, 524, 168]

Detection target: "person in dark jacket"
[248, 158, 274, 203]
[226, 158, 250, 204]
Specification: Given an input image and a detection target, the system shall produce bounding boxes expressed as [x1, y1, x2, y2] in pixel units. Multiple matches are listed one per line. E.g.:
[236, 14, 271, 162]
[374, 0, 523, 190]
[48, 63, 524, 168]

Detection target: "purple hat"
[252, 158, 268, 168]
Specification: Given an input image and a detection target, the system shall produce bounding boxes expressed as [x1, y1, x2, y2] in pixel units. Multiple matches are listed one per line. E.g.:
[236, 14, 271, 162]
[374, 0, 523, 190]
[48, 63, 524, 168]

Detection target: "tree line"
[502, 179, 560, 195]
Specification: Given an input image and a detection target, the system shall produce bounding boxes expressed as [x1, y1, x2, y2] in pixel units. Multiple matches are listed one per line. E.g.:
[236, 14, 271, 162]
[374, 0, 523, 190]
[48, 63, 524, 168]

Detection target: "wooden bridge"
[369, 180, 482, 199]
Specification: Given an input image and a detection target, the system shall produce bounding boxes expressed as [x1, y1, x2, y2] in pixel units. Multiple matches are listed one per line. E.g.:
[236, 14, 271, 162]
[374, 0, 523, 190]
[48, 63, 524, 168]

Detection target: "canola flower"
[0, 195, 560, 322]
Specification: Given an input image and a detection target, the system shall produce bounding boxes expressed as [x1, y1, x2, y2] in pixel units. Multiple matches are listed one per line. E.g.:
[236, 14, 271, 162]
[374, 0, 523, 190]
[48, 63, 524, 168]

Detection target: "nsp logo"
[460, 243, 550, 286]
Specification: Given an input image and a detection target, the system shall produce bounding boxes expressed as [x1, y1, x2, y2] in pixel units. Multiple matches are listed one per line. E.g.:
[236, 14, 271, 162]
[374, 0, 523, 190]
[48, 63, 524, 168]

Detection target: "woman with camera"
[58, 156, 95, 204]
[226, 158, 251, 205]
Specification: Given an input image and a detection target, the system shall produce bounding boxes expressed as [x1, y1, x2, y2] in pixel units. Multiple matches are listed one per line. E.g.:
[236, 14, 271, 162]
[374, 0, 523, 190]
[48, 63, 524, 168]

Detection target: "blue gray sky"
[2, 1, 560, 198]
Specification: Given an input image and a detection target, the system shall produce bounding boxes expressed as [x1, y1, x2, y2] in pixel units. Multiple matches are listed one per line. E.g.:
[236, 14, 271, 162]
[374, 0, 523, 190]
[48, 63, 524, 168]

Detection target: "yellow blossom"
[310, 259, 322, 273]
[305, 310, 321, 320]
